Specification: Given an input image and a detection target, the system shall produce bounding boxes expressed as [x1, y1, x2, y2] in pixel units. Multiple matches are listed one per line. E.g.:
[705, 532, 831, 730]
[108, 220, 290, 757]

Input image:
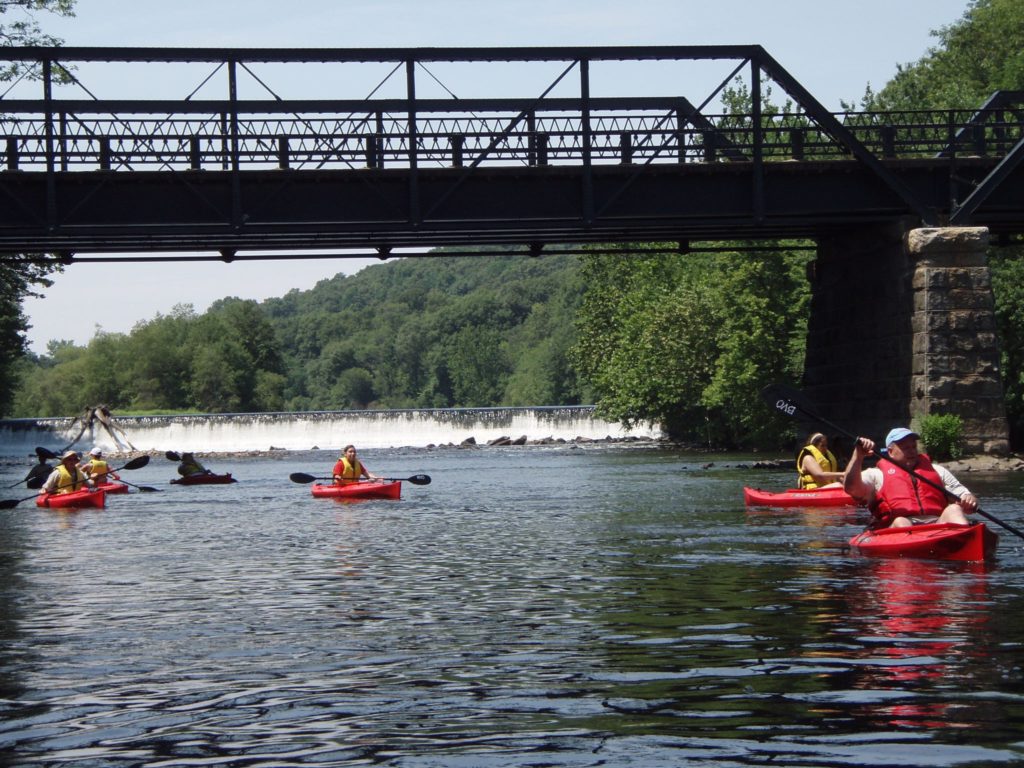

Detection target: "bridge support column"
[805, 223, 1009, 455]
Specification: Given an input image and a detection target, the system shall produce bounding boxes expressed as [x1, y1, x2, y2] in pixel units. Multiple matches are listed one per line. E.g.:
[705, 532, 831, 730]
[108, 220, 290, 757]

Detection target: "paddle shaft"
[763, 383, 1024, 541]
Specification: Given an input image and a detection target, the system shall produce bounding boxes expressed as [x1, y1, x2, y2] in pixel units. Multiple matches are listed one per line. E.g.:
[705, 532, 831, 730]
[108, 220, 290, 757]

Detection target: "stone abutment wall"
[804, 223, 1009, 455]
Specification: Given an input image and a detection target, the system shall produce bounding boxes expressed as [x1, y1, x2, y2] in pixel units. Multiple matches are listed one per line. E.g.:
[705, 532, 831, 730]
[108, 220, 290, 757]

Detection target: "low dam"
[0, 406, 662, 456]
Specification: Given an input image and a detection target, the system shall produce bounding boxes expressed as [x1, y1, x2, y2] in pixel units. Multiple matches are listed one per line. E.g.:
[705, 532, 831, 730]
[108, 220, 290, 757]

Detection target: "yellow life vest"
[85, 459, 110, 482]
[337, 457, 363, 483]
[53, 464, 86, 493]
[796, 444, 838, 489]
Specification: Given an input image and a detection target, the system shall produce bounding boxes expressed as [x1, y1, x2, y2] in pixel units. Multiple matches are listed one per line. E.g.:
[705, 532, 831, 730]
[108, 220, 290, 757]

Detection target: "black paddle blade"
[760, 383, 817, 420]
[165, 450, 181, 462]
[0, 498, 24, 510]
[407, 474, 431, 485]
[289, 472, 317, 484]
[121, 455, 150, 471]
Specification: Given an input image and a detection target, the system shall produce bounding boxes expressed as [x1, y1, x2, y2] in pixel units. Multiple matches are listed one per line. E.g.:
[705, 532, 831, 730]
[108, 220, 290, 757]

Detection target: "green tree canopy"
[0, 0, 76, 416]
[860, 0, 1024, 109]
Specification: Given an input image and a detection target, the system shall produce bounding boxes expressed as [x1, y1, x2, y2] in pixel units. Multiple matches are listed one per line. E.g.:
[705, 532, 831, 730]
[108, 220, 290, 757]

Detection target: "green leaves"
[864, 0, 1024, 110]
[572, 244, 810, 448]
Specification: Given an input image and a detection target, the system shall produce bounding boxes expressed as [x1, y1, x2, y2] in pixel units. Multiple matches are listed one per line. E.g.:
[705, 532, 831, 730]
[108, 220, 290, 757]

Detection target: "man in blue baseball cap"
[843, 427, 977, 529]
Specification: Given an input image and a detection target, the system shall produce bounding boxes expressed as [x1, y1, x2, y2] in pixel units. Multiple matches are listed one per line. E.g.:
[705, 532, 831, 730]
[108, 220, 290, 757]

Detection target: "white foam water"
[0, 406, 662, 455]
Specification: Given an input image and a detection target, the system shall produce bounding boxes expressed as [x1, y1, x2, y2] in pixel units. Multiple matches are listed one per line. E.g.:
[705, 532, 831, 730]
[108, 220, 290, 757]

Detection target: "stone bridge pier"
[803, 222, 1010, 455]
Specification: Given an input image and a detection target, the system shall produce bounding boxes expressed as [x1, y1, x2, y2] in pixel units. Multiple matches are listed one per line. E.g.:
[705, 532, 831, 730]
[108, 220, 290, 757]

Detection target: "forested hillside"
[11, 250, 587, 417]
[261, 250, 586, 410]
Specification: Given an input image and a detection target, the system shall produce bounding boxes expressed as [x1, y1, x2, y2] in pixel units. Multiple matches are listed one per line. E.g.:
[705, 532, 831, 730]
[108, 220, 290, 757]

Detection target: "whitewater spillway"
[0, 407, 661, 455]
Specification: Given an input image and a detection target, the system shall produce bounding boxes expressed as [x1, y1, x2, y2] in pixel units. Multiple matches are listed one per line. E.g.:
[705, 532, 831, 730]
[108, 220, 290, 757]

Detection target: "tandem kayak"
[36, 488, 106, 509]
[311, 481, 401, 500]
[96, 482, 129, 495]
[171, 473, 237, 485]
[849, 522, 997, 562]
[744, 486, 859, 507]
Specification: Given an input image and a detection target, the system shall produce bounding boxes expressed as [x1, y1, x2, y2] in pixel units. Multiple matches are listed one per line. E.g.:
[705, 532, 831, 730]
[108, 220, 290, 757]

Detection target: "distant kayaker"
[333, 445, 378, 485]
[796, 432, 844, 489]
[82, 448, 119, 485]
[843, 427, 977, 529]
[40, 450, 94, 495]
[177, 452, 211, 478]
[23, 449, 54, 490]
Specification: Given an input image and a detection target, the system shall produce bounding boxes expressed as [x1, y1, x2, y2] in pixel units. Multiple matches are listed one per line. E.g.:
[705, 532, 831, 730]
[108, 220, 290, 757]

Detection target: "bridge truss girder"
[0, 159, 1017, 257]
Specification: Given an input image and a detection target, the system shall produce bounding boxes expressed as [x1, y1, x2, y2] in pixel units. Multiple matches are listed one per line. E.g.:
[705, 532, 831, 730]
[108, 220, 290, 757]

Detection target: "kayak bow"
[849, 522, 997, 562]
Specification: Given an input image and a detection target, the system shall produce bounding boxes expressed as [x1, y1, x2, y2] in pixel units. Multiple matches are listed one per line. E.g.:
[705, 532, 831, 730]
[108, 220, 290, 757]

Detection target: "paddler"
[333, 445, 378, 485]
[40, 450, 94, 495]
[81, 447, 119, 485]
[177, 452, 212, 478]
[843, 427, 977, 529]
[23, 448, 54, 489]
[796, 432, 844, 489]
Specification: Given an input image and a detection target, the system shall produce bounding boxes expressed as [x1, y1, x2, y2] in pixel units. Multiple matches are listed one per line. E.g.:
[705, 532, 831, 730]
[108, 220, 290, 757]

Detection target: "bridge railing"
[2, 104, 1022, 172]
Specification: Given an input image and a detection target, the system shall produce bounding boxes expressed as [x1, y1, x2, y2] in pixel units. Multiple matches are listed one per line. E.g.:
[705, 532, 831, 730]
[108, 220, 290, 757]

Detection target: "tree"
[572, 245, 810, 447]
[0, 1, 76, 415]
[859, 0, 1024, 110]
[0, 260, 59, 413]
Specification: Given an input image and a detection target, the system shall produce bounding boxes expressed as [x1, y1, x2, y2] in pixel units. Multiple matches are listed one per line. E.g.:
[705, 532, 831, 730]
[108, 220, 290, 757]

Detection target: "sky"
[16, 0, 973, 353]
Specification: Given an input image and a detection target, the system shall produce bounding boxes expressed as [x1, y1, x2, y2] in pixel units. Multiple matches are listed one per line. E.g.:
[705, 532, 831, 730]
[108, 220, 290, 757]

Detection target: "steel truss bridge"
[1, 45, 1023, 263]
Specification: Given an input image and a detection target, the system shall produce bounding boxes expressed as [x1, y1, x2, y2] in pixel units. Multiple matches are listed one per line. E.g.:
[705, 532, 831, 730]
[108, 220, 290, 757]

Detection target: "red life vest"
[873, 454, 948, 520]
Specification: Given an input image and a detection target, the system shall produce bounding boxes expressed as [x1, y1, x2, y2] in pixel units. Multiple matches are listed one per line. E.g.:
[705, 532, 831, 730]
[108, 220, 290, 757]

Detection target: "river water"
[1, 444, 1023, 766]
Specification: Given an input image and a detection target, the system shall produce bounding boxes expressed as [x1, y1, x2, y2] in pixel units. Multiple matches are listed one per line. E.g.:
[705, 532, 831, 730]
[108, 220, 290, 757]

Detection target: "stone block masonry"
[804, 223, 1009, 455]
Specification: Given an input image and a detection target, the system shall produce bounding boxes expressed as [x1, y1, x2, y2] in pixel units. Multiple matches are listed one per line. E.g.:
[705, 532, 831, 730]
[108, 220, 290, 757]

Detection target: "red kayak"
[171, 473, 236, 485]
[311, 481, 401, 500]
[849, 522, 997, 562]
[744, 486, 859, 507]
[96, 482, 129, 495]
[36, 488, 106, 509]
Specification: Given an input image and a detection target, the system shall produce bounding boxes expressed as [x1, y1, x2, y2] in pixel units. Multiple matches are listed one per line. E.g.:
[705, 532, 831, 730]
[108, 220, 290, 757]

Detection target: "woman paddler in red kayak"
[796, 432, 845, 489]
[843, 427, 978, 529]
[333, 445, 379, 485]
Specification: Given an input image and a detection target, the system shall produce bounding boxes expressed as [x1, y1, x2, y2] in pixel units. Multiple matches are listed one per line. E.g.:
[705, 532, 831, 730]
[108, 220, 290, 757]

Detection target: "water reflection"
[841, 557, 994, 730]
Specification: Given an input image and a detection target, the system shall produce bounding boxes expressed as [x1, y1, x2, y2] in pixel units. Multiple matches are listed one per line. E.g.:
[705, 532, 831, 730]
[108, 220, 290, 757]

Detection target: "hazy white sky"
[20, 0, 971, 352]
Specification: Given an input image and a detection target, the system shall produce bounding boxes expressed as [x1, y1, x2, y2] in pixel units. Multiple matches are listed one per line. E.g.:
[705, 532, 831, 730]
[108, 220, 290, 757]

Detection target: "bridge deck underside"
[1, 159, 1017, 253]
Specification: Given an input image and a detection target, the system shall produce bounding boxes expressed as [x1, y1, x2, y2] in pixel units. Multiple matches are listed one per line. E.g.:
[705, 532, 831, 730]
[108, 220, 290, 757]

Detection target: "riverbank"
[740, 452, 1024, 473]
[943, 453, 1024, 472]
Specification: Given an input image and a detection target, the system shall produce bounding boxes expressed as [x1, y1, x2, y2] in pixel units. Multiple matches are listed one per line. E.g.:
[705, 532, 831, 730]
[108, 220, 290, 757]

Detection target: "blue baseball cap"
[885, 427, 919, 447]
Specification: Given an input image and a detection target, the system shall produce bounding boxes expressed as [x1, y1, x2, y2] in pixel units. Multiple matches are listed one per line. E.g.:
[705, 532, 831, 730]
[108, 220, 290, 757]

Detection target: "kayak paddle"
[110, 478, 161, 493]
[0, 455, 152, 509]
[165, 450, 182, 462]
[289, 472, 431, 485]
[761, 383, 1024, 541]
